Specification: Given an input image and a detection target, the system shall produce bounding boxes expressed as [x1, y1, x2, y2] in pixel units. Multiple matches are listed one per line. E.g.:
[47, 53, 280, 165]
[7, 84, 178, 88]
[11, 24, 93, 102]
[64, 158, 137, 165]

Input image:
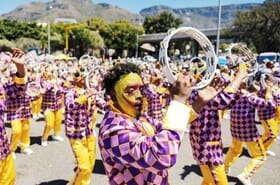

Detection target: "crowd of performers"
[0, 48, 280, 185]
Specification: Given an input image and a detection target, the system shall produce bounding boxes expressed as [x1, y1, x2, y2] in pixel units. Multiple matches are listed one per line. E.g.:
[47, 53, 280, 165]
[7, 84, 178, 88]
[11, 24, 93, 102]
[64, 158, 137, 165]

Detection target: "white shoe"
[12, 152, 16, 159]
[41, 140, 48, 147]
[267, 150, 276, 156]
[52, 135, 64, 142]
[276, 136, 280, 140]
[237, 174, 252, 185]
[22, 148, 33, 155]
[33, 114, 39, 120]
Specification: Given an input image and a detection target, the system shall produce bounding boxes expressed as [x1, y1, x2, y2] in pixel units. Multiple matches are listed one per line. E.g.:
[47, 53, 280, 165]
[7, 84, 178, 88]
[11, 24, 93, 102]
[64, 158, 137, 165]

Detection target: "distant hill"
[0, 0, 143, 25]
[1, 0, 278, 29]
[140, 3, 262, 29]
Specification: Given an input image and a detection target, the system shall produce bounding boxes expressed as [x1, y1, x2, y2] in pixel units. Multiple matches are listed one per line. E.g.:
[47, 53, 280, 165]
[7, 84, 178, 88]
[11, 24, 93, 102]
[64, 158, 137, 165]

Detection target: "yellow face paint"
[114, 73, 143, 117]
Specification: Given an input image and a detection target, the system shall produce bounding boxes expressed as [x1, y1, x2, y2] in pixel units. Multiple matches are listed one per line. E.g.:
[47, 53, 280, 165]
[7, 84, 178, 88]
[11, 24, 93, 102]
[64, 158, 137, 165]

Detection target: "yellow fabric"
[76, 95, 87, 105]
[0, 153, 16, 185]
[275, 107, 280, 124]
[224, 138, 266, 179]
[31, 96, 42, 115]
[114, 73, 143, 118]
[69, 136, 96, 185]
[261, 119, 278, 151]
[91, 109, 99, 129]
[10, 119, 30, 152]
[224, 86, 237, 94]
[42, 108, 63, 140]
[199, 165, 228, 185]
[110, 103, 156, 137]
[14, 76, 26, 84]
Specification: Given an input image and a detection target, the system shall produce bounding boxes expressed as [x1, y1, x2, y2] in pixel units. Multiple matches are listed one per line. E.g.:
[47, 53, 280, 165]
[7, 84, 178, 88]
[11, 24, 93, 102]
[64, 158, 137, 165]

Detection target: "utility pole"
[136, 33, 139, 58]
[216, 0, 222, 56]
[47, 6, 53, 54]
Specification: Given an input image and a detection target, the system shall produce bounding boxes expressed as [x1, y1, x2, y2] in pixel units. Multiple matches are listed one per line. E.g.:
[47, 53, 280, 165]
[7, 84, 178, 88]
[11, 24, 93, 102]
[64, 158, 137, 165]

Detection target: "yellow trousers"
[31, 96, 42, 115]
[200, 165, 228, 185]
[42, 108, 63, 141]
[224, 138, 266, 179]
[0, 153, 16, 185]
[261, 119, 278, 151]
[10, 119, 30, 152]
[69, 136, 96, 185]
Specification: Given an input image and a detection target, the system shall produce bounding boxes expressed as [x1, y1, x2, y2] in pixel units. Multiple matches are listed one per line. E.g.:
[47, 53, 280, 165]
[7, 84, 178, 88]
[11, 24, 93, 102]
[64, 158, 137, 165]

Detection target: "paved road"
[6, 114, 280, 185]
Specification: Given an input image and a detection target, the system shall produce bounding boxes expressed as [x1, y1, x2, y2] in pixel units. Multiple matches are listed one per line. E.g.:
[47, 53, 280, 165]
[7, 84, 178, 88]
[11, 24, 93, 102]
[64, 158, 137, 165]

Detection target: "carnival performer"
[0, 48, 26, 184]
[40, 69, 65, 146]
[188, 64, 248, 185]
[98, 62, 217, 185]
[64, 70, 106, 185]
[224, 74, 276, 185]
[28, 70, 43, 120]
[3, 49, 33, 155]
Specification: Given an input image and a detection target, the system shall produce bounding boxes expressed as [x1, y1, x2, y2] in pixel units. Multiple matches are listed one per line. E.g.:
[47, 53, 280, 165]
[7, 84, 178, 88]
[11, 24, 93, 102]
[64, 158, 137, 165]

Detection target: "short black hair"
[103, 63, 141, 95]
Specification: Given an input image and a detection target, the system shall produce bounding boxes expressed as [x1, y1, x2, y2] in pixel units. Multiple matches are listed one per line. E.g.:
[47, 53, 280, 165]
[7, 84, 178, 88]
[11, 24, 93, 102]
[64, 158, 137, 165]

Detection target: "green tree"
[15, 37, 41, 51]
[143, 11, 183, 34]
[231, 2, 280, 52]
[0, 19, 44, 41]
[69, 28, 104, 57]
[106, 20, 144, 57]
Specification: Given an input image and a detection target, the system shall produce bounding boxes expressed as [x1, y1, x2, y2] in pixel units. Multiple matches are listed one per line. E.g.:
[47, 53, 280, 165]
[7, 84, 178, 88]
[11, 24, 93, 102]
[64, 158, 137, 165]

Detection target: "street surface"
[6, 114, 280, 185]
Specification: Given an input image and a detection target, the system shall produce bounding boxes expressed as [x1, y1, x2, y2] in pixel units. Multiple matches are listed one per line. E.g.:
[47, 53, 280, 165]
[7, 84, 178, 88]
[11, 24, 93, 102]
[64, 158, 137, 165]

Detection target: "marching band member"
[0, 48, 26, 184]
[40, 70, 64, 146]
[188, 65, 247, 185]
[224, 74, 276, 185]
[4, 49, 33, 155]
[98, 63, 216, 185]
[257, 73, 279, 157]
[64, 70, 98, 185]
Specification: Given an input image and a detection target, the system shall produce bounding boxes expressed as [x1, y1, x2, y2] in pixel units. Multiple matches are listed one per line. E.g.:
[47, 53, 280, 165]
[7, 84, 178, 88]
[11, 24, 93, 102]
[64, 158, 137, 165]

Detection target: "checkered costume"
[99, 110, 184, 185]
[230, 91, 276, 142]
[256, 89, 276, 120]
[4, 77, 32, 122]
[41, 81, 64, 111]
[64, 88, 95, 139]
[188, 88, 239, 166]
[0, 92, 11, 160]
[141, 84, 164, 120]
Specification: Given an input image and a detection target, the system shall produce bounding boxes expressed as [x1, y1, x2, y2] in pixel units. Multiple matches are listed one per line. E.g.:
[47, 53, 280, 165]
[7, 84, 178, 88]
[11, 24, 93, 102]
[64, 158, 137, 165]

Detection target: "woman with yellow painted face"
[99, 62, 220, 185]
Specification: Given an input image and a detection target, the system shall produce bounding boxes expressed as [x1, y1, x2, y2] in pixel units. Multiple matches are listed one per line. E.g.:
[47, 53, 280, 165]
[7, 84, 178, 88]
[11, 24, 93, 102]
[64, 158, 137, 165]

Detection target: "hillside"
[0, 0, 143, 24]
[140, 3, 262, 29]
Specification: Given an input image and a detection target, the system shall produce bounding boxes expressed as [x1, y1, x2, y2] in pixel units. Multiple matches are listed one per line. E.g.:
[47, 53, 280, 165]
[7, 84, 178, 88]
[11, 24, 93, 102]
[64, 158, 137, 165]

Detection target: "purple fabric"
[188, 89, 239, 166]
[41, 81, 64, 111]
[64, 89, 94, 139]
[230, 91, 275, 142]
[0, 94, 11, 160]
[99, 110, 183, 185]
[4, 82, 32, 121]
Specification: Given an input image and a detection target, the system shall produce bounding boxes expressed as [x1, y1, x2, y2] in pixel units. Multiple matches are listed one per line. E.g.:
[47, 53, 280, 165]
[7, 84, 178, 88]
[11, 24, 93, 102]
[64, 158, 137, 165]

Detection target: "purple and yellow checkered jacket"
[41, 81, 64, 111]
[99, 110, 184, 185]
[188, 89, 239, 166]
[4, 78, 32, 122]
[0, 93, 11, 160]
[257, 89, 277, 120]
[141, 84, 164, 120]
[64, 89, 94, 139]
[230, 91, 276, 142]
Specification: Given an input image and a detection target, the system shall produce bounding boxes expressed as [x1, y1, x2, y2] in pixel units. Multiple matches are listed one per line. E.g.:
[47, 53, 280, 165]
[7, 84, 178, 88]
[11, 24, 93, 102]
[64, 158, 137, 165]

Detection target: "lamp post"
[47, 6, 53, 54]
[216, 0, 222, 56]
[135, 33, 139, 58]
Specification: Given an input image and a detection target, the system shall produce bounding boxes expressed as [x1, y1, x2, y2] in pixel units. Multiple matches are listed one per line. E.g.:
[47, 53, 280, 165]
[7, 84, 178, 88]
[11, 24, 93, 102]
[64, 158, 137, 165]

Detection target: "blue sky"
[0, 0, 265, 15]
